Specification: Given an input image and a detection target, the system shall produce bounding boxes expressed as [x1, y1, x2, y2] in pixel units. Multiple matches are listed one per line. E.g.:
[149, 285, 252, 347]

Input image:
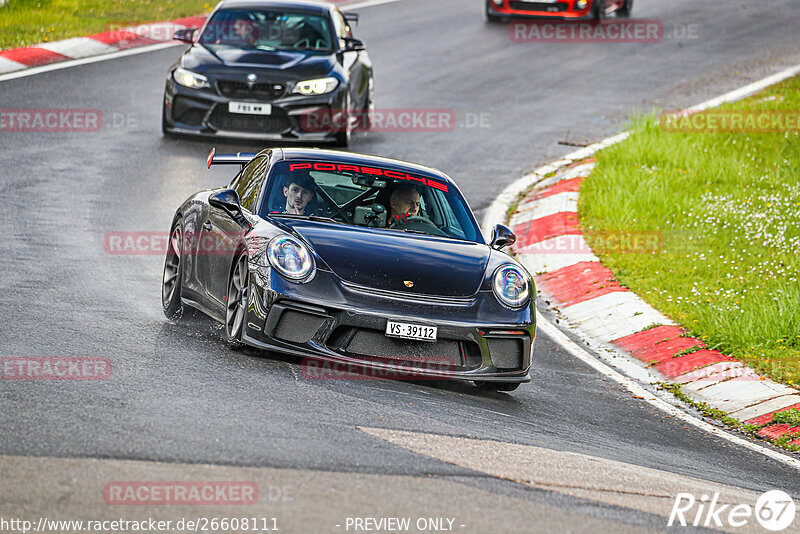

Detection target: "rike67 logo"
[669, 490, 796, 531]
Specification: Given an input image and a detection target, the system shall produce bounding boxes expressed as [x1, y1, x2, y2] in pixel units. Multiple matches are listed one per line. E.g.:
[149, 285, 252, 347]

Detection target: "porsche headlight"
[173, 67, 209, 89]
[492, 265, 530, 308]
[267, 236, 315, 281]
[292, 77, 339, 96]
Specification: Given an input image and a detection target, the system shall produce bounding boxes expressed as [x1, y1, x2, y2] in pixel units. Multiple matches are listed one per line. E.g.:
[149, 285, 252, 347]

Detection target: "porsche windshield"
[260, 161, 483, 243]
[199, 9, 334, 52]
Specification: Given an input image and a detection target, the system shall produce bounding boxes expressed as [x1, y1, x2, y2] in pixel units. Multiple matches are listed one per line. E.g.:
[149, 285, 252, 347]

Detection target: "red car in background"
[486, 0, 633, 22]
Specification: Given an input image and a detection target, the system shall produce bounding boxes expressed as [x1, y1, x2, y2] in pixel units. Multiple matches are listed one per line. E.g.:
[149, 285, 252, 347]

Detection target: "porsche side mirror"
[344, 37, 365, 52]
[173, 28, 197, 44]
[490, 224, 516, 251]
[209, 189, 250, 228]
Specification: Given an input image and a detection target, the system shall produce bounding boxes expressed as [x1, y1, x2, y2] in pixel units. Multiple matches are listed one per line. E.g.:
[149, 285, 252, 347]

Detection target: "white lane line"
[688, 64, 800, 112]
[536, 311, 800, 471]
[0, 0, 404, 83]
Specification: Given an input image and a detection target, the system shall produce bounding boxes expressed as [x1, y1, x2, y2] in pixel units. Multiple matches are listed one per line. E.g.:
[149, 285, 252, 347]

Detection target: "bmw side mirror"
[173, 28, 197, 44]
[209, 189, 251, 229]
[490, 224, 516, 251]
[344, 12, 360, 26]
[343, 37, 366, 52]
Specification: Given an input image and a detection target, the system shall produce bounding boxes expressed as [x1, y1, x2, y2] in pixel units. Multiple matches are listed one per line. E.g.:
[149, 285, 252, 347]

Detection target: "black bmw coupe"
[162, 148, 536, 391]
[162, 0, 373, 146]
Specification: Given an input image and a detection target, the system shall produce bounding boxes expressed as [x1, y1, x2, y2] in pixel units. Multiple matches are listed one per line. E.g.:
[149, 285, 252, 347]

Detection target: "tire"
[224, 253, 249, 349]
[162, 222, 185, 320]
[616, 0, 633, 17]
[485, 1, 505, 23]
[591, 0, 607, 19]
[333, 94, 351, 147]
[361, 78, 375, 131]
[475, 381, 521, 392]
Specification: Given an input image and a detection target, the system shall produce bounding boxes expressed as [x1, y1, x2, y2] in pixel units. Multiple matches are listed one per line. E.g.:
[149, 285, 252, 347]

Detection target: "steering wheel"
[389, 215, 448, 237]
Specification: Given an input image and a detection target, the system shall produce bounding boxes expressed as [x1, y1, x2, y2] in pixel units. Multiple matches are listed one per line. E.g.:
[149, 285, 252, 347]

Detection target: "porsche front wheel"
[225, 253, 248, 349]
[162, 222, 185, 320]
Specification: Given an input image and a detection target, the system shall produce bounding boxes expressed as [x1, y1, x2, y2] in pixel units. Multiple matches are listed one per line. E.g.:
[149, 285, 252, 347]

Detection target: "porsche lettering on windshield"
[288, 162, 449, 192]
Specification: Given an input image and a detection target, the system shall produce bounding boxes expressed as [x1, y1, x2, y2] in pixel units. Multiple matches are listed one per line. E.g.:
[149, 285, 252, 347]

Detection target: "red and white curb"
[0, 16, 208, 75]
[510, 160, 800, 443]
[483, 64, 800, 452]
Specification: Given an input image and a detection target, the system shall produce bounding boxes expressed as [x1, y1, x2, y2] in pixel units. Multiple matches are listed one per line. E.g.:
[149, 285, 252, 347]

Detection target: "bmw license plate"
[385, 321, 437, 342]
[228, 102, 272, 115]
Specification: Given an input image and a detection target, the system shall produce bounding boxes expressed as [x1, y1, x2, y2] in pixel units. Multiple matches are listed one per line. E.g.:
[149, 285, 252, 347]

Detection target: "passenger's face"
[393, 191, 421, 216]
[284, 183, 313, 214]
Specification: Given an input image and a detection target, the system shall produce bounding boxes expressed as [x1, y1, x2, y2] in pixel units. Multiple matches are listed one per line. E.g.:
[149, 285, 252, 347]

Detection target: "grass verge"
[580, 75, 800, 387]
[0, 0, 213, 50]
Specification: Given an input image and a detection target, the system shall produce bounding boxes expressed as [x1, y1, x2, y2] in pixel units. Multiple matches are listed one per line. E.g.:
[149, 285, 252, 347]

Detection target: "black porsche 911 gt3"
[162, 0, 373, 146]
[162, 148, 536, 391]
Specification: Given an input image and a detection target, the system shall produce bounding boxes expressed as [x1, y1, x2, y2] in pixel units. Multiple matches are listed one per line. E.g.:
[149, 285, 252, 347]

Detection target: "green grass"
[0, 0, 214, 50]
[581, 75, 800, 387]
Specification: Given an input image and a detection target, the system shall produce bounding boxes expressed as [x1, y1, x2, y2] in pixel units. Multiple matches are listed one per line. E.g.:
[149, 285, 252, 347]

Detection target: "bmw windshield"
[199, 9, 334, 52]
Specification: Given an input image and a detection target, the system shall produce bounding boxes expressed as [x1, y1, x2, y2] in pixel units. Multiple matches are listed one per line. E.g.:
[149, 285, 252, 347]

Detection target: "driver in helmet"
[388, 186, 421, 227]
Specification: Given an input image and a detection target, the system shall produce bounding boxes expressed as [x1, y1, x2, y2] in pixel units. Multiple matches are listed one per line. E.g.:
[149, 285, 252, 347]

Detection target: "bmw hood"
[280, 220, 490, 297]
[183, 46, 333, 79]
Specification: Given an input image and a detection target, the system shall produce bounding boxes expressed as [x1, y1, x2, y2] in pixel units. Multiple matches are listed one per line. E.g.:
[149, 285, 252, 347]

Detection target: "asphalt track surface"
[2, 0, 800, 531]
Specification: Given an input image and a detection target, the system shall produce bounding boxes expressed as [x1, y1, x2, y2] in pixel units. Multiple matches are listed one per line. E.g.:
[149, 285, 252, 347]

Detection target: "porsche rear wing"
[206, 148, 258, 169]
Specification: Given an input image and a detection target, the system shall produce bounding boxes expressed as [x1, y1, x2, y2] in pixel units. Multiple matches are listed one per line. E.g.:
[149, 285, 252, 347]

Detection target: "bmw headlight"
[492, 264, 530, 308]
[267, 236, 315, 281]
[292, 77, 339, 96]
[173, 67, 210, 89]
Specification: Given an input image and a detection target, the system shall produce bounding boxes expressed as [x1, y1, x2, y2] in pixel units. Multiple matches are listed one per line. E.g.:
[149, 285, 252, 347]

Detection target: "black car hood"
[183, 46, 333, 79]
[280, 220, 490, 297]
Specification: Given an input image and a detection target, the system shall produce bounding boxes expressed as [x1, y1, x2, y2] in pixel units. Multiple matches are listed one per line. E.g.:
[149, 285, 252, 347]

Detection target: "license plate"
[228, 102, 272, 115]
[385, 320, 437, 342]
